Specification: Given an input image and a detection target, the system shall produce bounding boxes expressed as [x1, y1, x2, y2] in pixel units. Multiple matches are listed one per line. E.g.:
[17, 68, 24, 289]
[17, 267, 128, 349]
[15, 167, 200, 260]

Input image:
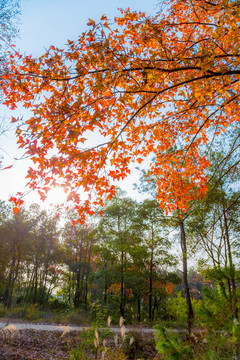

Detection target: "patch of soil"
[0, 329, 80, 359]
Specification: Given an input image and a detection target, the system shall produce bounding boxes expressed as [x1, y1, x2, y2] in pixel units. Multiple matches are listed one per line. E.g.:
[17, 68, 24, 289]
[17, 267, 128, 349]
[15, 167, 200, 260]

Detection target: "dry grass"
[0, 324, 20, 340]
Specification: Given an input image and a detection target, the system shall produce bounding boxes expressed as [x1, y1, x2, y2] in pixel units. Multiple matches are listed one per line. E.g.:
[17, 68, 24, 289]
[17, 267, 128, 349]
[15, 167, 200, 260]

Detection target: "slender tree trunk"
[24, 267, 34, 302]
[227, 278, 233, 310]
[118, 214, 125, 318]
[10, 252, 21, 306]
[120, 249, 125, 317]
[180, 220, 194, 335]
[104, 280, 108, 303]
[33, 262, 39, 304]
[149, 248, 153, 321]
[5, 249, 21, 308]
[41, 249, 50, 304]
[137, 297, 141, 322]
[84, 245, 92, 311]
[149, 223, 154, 322]
[74, 243, 82, 308]
[223, 210, 238, 318]
[74, 265, 81, 308]
[152, 297, 157, 321]
[80, 262, 85, 300]
[68, 270, 72, 305]
[4, 255, 15, 307]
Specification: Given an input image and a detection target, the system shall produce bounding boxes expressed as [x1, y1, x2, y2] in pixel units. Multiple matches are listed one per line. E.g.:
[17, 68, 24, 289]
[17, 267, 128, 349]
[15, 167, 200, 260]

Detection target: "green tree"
[98, 190, 137, 317]
[25, 204, 61, 305]
[62, 212, 96, 309]
[134, 199, 175, 321]
[136, 168, 194, 333]
[1, 207, 32, 307]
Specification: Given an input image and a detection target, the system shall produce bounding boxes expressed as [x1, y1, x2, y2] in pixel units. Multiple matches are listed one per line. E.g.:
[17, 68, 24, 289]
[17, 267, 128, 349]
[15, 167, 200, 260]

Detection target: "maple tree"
[2, 0, 240, 219]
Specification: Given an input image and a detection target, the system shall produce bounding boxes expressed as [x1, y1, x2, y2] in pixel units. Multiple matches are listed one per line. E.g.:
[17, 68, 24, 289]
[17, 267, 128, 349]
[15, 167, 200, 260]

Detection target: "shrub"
[199, 286, 232, 328]
[9, 305, 28, 319]
[25, 304, 41, 321]
[48, 296, 70, 311]
[167, 291, 202, 327]
[52, 308, 91, 325]
[155, 326, 192, 360]
[0, 303, 7, 317]
[69, 326, 126, 360]
[90, 301, 108, 324]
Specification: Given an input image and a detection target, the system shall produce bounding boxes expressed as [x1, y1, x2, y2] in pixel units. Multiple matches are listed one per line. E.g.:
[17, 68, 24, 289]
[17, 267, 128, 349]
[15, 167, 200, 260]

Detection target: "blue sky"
[0, 0, 157, 207]
[18, 0, 158, 55]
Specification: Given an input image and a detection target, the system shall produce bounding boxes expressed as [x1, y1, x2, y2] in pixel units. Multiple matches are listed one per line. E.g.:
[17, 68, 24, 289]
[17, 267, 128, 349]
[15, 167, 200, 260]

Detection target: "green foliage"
[199, 286, 231, 328]
[70, 328, 96, 360]
[193, 326, 240, 360]
[48, 296, 70, 311]
[69, 347, 86, 360]
[69, 325, 126, 360]
[230, 318, 240, 359]
[167, 292, 187, 325]
[155, 318, 240, 360]
[25, 304, 41, 321]
[155, 326, 192, 359]
[0, 303, 7, 317]
[8, 305, 28, 319]
[166, 292, 202, 326]
[90, 301, 109, 324]
[51, 308, 91, 325]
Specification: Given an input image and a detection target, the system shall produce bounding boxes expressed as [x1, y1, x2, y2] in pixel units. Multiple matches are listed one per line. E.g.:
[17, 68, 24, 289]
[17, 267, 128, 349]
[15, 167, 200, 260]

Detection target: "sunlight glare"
[42, 187, 68, 207]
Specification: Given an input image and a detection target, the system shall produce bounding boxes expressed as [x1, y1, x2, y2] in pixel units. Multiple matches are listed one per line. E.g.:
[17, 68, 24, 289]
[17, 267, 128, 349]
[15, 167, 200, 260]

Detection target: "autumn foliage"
[2, 0, 240, 218]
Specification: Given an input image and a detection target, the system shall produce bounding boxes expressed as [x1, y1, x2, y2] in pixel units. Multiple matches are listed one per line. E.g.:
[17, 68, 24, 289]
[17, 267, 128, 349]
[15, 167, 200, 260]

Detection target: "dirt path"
[0, 321, 154, 333]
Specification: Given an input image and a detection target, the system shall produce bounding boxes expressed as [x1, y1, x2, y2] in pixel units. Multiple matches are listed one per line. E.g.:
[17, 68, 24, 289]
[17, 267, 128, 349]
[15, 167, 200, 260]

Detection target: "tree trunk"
[149, 248, 153, 321]
[104, 281, 108, 303]
[152, 297, 158, 321]
[120, 249, 125, 317]
[84, 245, 92, 311]
[68, 271, 72, 305]
[137, 297, 141, 322]
[223, 210, 238, 318]
[4, 254, 17, 308]
[74, 264, 81, 308]
[33, 262, 39, 304]
[118, 214, 125, 318]
[180, 220, 194, 335]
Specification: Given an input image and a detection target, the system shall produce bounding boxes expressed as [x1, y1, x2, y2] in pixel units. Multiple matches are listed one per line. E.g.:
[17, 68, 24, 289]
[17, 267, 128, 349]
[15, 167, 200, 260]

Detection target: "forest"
[0, 0, 240, 358]
[1, 158, 240, 359]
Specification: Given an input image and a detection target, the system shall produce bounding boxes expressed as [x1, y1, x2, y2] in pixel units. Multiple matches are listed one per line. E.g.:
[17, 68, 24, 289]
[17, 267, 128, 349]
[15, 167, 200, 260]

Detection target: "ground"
[0, 329, 80, 359]
[0, 324, 157, 360]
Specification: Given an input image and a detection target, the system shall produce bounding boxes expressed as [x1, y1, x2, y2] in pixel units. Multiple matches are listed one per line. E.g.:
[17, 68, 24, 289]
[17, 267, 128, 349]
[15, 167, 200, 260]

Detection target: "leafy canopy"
[3, 0, 240, 220]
